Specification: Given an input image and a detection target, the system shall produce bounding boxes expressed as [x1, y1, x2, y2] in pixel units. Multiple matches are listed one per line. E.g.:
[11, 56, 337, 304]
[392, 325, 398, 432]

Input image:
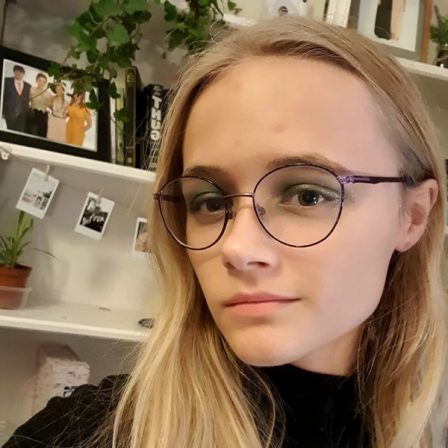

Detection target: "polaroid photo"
[75, 192, 114, 240]
[132, 217, 150, 257]
[16, 167, 59, 219]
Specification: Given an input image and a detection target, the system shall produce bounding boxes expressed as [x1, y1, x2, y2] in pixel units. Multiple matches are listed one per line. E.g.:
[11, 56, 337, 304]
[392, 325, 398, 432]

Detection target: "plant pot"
[435, 43, 448, 68]
[0, 265, 32, 309]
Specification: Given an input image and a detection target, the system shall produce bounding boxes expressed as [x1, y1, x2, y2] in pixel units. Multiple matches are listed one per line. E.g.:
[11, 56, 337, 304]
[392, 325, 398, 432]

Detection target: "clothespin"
[0, 146, 11, 161]
[44, 164, 51, 181]
[95, 188, 104, 207]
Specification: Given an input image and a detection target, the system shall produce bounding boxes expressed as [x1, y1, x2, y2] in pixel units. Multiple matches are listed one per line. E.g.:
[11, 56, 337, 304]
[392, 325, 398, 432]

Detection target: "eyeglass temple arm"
[338, 175, 415, 186]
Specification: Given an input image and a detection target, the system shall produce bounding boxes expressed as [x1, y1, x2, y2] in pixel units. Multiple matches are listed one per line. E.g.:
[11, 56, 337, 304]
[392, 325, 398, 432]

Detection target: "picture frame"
[0, 46, 111, 162]
[348, 0, 432, 61]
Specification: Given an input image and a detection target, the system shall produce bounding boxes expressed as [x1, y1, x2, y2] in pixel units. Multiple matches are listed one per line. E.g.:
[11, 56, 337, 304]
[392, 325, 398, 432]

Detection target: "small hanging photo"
[75, 192, 115, 240]
[16, 167, 59, 219]
[132, 217, 150, 257]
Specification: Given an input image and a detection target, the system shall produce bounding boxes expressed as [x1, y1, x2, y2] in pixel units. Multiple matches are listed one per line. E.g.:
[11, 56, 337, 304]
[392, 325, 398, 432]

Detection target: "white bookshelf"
[0, 300, 149, 342]
[1, 143, 156, 184]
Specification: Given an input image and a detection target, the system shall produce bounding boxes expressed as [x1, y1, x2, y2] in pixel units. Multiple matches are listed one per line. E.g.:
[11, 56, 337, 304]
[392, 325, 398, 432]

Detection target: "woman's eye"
[281, 184, 339, 206]
[188, 193, 225, 213]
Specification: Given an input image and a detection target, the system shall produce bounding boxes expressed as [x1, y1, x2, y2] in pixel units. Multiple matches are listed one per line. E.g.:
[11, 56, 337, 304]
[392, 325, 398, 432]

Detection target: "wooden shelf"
[1, 143, 156, 183]
[0, 300, 149, 342]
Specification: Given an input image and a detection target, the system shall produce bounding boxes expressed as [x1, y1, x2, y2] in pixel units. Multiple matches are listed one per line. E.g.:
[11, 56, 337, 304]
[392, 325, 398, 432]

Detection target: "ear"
[395, 178, 439, 253]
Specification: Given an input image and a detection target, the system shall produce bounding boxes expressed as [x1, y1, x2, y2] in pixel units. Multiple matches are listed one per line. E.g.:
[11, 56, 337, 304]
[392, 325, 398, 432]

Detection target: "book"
[140, 83, 170, 171]
[123, 66, 142, 167]
[114, 86, 125, 165]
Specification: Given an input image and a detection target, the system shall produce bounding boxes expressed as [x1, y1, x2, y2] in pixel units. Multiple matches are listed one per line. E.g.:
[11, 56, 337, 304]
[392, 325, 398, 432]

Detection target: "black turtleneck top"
[3, 365, 368, 448]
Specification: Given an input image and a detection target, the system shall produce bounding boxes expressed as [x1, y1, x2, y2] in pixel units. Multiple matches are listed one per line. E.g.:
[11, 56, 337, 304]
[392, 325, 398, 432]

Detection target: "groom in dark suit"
[2, 65, 31, 132]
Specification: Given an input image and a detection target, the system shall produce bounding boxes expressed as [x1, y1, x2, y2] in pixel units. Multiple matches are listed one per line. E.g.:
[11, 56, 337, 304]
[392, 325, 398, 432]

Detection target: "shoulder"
[3, 374, 128, 448]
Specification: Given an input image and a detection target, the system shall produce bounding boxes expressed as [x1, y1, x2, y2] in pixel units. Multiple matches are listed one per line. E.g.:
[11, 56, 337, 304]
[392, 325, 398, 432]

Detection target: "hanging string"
[0, 143, 152, 217]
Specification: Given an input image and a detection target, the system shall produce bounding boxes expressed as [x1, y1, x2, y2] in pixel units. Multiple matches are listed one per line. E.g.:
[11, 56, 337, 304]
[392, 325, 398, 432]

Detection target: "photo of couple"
[1, 59, 97, 151]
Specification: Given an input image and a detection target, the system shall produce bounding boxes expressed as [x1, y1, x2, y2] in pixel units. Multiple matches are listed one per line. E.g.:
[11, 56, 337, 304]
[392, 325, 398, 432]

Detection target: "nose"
[220, 199, 279, 273]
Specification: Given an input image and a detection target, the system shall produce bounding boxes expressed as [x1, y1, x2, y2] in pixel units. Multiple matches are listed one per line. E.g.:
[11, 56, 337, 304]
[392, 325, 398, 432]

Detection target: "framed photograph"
[132, 217, 150, 257]
[349, 0, 432, 60]
[16, 167, 59, 219]
[75, 193, 115, 240]
[0, 46, 111, 162]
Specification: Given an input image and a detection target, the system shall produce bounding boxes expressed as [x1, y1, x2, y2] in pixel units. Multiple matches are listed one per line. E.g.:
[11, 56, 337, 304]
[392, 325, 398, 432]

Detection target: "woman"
[47, 82, 68, 143]
[65, 92, 92, 146]
[28, 72, 52, 138]
[5, 15, 448, 448]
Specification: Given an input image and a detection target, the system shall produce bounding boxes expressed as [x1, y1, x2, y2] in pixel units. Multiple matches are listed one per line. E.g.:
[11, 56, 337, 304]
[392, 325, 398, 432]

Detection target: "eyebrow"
[182, 153, 353, 177]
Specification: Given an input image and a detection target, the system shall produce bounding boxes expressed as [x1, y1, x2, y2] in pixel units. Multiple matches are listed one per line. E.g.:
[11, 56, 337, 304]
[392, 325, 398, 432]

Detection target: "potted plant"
[0, 211, 52, 309]
[430, 5, 448, 68]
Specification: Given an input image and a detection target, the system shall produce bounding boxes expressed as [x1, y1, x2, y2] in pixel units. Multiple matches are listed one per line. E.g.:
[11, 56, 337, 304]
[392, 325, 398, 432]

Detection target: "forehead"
[182, 56, 399, 180]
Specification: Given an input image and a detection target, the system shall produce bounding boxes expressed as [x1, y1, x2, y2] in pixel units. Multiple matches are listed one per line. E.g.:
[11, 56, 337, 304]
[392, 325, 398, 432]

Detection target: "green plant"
[49, 0, 241, 121]
[0, 211, 54, 268]
[430, 5, 448, 46]
[0, 211, 33, 268]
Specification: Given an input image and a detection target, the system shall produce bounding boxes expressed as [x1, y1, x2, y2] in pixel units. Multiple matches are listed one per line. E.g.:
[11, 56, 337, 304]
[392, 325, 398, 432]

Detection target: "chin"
[226, 334, 306, 368]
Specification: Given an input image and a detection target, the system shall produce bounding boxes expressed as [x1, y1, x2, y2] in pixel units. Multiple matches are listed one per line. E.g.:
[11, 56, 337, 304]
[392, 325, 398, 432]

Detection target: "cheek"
[304, 199, 399, 320]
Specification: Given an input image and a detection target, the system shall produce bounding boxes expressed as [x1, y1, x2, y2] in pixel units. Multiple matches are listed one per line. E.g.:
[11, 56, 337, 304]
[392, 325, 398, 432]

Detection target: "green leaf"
[76, 11, 95, 31]
[67, 21, 84, 39]
[114, 107, 129, 122]
[68, 21, 95, 48]
[167, 27, 186, 49]
[87, 49, 99, 63]
[89, 4, 102, 22]
[123, 0, 149, 15]
[93, 0, 122, 18]
[227, 0, 237, 11]
[86, 88, 100, 109]
[106, 24, 131, 45]
[48, 62, 62, 78]
[199, 0, 211, 6]
[164, 1, 178, 21]
[109, 81, 120, 99]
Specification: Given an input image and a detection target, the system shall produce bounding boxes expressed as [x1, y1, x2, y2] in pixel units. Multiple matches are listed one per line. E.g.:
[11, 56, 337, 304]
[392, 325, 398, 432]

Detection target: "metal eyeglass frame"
[153, 163, 413, 250]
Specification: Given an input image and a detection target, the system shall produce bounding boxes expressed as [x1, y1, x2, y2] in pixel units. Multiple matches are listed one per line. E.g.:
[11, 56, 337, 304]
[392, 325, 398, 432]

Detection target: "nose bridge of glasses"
[223, 193, 266, 219]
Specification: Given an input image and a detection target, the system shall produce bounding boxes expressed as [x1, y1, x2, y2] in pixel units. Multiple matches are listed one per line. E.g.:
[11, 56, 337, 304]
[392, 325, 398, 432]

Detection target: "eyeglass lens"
[158, 165, 343, 249]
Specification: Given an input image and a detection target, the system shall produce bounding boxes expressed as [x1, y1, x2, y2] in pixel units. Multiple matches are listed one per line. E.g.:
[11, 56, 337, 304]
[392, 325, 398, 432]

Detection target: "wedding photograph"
[0, 46, 111, 162]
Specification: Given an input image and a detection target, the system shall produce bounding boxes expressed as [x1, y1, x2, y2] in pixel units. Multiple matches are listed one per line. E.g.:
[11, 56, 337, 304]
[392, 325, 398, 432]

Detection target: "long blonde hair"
[102, 16, 448, 448]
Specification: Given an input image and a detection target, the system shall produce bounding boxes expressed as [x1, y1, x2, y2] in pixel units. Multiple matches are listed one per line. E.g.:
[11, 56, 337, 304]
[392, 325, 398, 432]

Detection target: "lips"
[224, 292, 297, 307]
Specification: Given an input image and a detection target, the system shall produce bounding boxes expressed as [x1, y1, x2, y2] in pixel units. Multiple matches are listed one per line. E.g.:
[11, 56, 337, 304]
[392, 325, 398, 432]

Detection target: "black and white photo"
[75, 193, 114, 240]
[16, 168, 59, 219]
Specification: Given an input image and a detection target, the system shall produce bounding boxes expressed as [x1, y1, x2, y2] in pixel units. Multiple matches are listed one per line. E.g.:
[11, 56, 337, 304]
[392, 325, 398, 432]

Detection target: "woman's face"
[182, 56, 407, 375]
[37, 76, 46, 89]
[55, 85, 64, 96]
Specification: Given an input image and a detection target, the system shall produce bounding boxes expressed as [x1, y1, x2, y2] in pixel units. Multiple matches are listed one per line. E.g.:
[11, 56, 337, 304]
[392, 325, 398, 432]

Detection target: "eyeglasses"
[154, 163, 411, 250]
